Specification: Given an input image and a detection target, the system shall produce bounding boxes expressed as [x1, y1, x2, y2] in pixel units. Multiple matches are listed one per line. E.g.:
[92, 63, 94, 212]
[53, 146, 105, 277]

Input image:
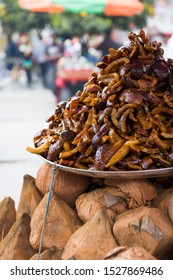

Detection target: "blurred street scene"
[0, 79, 56, 207]
[0, 0, 173, 207]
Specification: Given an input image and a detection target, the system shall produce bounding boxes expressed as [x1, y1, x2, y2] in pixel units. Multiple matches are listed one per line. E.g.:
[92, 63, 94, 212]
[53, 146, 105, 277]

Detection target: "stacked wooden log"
[0, 162, 173, 260]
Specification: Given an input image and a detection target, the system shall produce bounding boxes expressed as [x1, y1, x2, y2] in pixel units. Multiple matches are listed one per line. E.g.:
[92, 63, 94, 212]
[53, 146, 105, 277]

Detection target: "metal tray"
[41, 157, 173, 179]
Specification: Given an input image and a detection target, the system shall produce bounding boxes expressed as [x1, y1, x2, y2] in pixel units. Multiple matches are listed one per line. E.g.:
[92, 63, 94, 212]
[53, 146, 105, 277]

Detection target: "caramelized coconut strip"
[33, 129, 48, 143]
[111, 108, 119, 128]
[136, 111, 152, 130]
[73, 107, 96, 146]
[97, 73, 119, 84]
[138, 77, 158, 89]
[149, 116, 167, 132]
[139, 29, 150, 44]
[63, 141, 71, 151]
[163, 95, 173, 108]
[109, 48, 122, 58]
[140, 147, 160, 154]
[63, 109, 73, 129]
[83, 93, 95, 103]
[151, 155, 171, 167]
[127, 162, 142, 170]
[161, 131, 173, 139]
[92, 122, 110, 149]
[59, 146, 79, 158]
[113, 84, 124, 93]
[74, 163, 88, 169]
[72, 128, 91, 146]
[80, 128, 92, 144]
[106, 140, 138, 167]
[85, 107, 97, 128]
[138, 44, 146, 56]
[138, 54, 155, 61]
[100, 135, 109, 144]
[116, 104, 138, 118]
[72, 108, 97, 145]
[153, 134, 171, 150]
[119, 108, 134, 133]
[105, 57, 130, 73]
[84, 84, 102, 93]
[110, 78, 123, 92]
[128, 45, 138, 58]
[109, 128, 123, 144]
[129, 141, 140, 154]
[83, 94, 99, 106]
[98, 107, 112, 124]
[152, 106, 173, 117]
[79, 90, 90, 102]
[84, 146, 93, 157]
[26, 140, 51, 154]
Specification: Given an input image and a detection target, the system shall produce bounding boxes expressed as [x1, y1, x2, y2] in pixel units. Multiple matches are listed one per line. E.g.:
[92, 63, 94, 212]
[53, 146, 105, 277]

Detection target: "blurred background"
[0, 0, 173, 207]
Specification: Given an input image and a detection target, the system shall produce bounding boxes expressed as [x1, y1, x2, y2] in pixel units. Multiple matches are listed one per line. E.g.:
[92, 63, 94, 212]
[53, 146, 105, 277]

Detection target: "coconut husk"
[0, 213, 35, 260]
[29, 192, 82, 252]
[76, 187, 127, 223]
[17, 174, 42, 220]
[113, 206, 173, 259]
[61, 208, 117, 260]
[153, 177, 173, 194]
[168, 196, 173, 223]
[152, 187, 173, 214]
[104, 246, 157, 260]
[91, 178, 105, 187]
[0, 197, 16, 241]
[35, 163, 91, 208]
[104, 179, 157, 208]
[30, 246, 62, 260]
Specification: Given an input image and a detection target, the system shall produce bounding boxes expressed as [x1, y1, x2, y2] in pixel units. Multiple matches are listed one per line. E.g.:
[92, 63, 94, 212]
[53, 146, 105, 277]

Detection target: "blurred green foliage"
[0, 0, 49, 34]
[0, 0, 154, 35]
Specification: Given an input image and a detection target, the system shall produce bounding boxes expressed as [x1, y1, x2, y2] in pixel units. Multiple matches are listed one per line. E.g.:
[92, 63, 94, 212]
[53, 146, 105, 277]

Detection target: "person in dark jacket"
[97, 28, 121, 57]
[5, 34, 19, 70]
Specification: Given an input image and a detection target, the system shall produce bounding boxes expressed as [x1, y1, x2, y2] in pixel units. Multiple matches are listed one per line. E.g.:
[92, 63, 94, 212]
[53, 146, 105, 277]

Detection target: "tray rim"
[40, 156, 173, 179]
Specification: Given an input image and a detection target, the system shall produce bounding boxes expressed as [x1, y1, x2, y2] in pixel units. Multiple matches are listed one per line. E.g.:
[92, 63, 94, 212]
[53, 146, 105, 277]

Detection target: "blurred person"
[45, 33, 62, 95]
[80, 33, 101, 63]
[81, 33, 90, 57]
[63, 36, 81, 58]
[63, 39, 73, 56]
[163, 33, 173, 59]
[32, 33, 47, 87]
[96, 28, 121, 57]
[19, 35, 33, 87]
[5, 34, 19, 71]
[71, 36, 82, 58]
[80, 33, 95, 62]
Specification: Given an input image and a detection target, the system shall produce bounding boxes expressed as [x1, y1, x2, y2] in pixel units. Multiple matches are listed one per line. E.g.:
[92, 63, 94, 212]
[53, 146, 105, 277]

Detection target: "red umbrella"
[18, 0, 64, 13]
[104, 0, 144, 16]
[18, 0, 144, 16]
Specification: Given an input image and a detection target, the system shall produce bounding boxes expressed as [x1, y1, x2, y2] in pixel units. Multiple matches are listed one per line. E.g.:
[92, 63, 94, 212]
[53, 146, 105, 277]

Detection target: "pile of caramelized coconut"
[27, 29, 173, 171]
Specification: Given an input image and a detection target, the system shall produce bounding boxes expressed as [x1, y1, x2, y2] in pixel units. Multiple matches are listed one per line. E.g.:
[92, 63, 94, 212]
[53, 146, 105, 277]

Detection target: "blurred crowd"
[2, 28, 124, 98]
[2, 27, 173, 101]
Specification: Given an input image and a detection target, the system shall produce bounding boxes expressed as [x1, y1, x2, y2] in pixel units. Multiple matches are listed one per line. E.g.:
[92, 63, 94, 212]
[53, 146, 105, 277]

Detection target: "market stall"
[55, 56, 98, 101]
